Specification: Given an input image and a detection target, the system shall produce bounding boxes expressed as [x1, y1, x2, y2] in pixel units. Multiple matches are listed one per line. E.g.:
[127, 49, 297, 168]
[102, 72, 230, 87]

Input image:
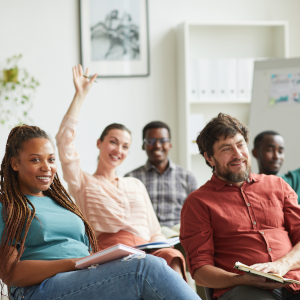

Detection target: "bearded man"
[180, 113, 300, 300]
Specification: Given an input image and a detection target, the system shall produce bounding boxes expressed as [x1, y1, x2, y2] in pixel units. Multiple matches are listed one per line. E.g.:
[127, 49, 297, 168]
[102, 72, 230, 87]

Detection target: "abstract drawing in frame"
[80, 0, 149, 77]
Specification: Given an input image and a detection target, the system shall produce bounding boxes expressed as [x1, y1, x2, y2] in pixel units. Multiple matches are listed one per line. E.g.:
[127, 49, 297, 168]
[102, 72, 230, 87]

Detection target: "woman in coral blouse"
[56, 65, 186, 279]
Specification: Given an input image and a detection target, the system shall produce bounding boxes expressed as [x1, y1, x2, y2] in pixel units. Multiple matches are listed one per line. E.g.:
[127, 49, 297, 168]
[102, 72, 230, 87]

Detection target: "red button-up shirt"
[180, 173, 300, 299]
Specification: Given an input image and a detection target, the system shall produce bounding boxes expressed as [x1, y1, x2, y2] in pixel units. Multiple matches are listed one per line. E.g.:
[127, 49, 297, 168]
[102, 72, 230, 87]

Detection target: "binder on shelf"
[197, 59, 211, 100]
[217, 59, 237, 100]
[237, 58, 254, 101]
[189, 59, 199, 100]
[189, 114, 204, 154]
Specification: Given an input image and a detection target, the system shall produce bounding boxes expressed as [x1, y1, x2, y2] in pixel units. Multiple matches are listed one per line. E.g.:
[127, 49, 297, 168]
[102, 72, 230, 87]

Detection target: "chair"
[204, 287, 214, 300]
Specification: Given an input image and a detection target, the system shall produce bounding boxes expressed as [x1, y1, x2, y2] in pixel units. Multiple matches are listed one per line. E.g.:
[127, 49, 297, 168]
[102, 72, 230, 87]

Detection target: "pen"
[83, 74, 98, 83]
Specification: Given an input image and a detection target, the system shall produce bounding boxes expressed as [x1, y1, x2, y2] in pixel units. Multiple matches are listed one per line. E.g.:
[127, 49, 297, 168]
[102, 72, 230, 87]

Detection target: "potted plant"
[0, 54, 40, 126]
[3, 54, 22, 83]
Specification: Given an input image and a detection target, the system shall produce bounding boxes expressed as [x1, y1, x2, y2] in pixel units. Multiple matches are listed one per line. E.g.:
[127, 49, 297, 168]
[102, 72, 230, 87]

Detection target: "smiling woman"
[55, 65, 188, 281]
[10, 138, 57, 196]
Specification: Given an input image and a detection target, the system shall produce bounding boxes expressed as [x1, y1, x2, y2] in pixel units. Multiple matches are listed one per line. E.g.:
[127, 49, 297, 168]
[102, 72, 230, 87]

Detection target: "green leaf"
[21, 101, 25, 104]
[23, 112, 27, 116]
[22, 95, 28, 100]
[5, 96, 9, 100]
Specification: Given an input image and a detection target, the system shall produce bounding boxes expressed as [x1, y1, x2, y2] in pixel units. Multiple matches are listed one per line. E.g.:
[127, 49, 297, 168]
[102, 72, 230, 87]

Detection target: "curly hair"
[0, 124, 98, 294]
[196, 113, 249, 171]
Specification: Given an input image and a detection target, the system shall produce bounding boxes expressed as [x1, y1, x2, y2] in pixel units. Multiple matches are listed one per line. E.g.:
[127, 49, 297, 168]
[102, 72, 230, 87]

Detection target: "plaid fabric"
[125, 159, 198, 228]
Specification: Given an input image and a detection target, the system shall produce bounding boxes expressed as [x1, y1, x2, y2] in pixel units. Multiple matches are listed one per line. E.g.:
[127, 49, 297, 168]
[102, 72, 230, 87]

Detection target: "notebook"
[76, 243, 145, 269]
[234, 261, 300, 285]
[134, 237, 180, 251]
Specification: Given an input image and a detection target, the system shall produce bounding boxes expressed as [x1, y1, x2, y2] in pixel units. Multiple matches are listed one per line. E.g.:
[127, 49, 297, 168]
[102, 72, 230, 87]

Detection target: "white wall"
[1, 0, 300, 185]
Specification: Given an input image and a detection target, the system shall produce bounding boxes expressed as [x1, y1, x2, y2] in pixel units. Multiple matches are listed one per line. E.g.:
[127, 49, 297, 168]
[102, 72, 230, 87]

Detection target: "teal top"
[0, 195, 90, 261]
[280, 168, 300, 204]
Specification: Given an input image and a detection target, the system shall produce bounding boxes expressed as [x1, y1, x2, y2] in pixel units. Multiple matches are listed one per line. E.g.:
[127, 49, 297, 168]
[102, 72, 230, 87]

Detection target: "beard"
[214, 157, 251, 183]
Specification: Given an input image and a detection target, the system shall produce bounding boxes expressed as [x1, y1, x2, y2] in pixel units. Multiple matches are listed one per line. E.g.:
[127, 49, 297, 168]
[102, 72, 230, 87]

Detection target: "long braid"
[0, 125, 98, 296]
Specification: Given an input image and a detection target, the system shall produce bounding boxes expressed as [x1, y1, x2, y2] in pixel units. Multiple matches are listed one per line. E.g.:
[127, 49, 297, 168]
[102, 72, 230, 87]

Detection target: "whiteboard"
[249, 57, 300, 174]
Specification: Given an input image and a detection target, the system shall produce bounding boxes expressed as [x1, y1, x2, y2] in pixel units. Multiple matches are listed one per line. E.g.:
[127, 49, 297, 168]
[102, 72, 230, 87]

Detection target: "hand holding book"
[234, 262, 300, 285]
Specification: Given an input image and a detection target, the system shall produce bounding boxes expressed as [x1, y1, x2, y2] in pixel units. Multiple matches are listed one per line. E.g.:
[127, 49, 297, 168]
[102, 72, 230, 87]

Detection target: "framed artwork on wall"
[80, 0, 150, 77]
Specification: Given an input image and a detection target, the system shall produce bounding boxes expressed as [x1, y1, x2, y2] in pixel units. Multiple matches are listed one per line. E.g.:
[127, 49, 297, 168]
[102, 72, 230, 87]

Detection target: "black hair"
[99, 123, 131, 141]
[142, 121, 171, 140]
[253, 131, 281, 149]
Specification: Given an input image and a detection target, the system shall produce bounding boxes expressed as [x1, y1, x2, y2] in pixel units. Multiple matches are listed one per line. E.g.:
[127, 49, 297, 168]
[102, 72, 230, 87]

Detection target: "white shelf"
[189, 99, 251, 104]
[177, 21, 289, 187]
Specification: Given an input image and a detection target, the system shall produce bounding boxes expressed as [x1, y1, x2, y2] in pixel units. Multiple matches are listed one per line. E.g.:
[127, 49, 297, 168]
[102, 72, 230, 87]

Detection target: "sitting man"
[125, 121, 197, 228]
[180, 113, 300, 300]
[252, 130, 300, 204]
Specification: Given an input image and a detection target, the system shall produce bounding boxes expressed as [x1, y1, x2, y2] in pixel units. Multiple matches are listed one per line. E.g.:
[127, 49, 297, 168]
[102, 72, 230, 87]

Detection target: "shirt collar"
[210, 172, 260, 191]
[144, 158, 176, 172]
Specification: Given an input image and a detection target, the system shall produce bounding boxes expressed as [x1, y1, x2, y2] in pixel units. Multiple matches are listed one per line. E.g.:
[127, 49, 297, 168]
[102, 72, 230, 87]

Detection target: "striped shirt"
[125, 159, 198, 227]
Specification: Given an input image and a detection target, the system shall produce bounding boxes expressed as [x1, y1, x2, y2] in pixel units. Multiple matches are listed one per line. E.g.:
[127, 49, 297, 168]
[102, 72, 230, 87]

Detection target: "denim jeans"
[10, 254, 201, 300]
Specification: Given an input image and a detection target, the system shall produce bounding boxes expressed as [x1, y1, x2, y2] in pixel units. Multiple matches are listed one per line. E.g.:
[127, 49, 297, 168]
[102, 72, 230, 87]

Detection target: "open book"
[134, 237, 180, 251]
[234, 261, 300, 285]
[76, 243, 145, 269]
[161, 223, 180, 239]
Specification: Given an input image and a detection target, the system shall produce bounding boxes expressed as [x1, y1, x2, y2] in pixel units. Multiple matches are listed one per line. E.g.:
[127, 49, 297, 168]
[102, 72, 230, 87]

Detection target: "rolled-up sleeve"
[180, 192, 214, 277]
[55, 115, 84, 196]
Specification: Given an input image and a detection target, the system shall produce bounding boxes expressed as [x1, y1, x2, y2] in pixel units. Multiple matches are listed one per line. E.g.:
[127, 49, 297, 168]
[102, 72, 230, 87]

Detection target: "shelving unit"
[177, 21, 289, 187]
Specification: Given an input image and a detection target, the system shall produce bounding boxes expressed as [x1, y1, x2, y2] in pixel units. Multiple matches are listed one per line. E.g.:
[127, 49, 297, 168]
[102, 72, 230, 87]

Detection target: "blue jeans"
[10, 254, 201, 300]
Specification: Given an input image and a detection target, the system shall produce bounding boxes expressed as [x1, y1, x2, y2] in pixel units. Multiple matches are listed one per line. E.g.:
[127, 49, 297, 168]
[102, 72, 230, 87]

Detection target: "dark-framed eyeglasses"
[143, 138, 170, 146]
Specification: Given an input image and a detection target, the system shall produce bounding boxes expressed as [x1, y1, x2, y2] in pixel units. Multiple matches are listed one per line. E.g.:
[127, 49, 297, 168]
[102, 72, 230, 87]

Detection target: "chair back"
[204, 287, 214, 300]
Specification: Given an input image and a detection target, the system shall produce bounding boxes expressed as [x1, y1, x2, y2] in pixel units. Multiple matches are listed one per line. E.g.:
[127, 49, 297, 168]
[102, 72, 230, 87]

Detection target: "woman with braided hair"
[0, 123, 201, 300]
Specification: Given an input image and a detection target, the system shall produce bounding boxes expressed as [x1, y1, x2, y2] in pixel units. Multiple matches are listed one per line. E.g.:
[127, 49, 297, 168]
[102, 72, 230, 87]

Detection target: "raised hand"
[73, 64, 97, 95]
[66, 65, 98, 119]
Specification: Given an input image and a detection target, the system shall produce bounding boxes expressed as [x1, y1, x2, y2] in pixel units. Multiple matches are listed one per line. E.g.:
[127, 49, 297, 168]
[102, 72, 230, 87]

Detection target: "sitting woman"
[56, 65, 186, 279]
[0, 124, 200, 300]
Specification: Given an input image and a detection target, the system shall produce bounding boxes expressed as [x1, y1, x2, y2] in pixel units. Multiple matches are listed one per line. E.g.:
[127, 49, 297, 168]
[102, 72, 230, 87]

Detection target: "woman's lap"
[11, 254, 200, 300]
[97, 231, 187, 280]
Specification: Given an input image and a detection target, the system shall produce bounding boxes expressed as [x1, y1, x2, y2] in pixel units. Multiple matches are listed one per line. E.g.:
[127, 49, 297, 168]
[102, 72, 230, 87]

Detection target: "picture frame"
[80, 0, 150, 78]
